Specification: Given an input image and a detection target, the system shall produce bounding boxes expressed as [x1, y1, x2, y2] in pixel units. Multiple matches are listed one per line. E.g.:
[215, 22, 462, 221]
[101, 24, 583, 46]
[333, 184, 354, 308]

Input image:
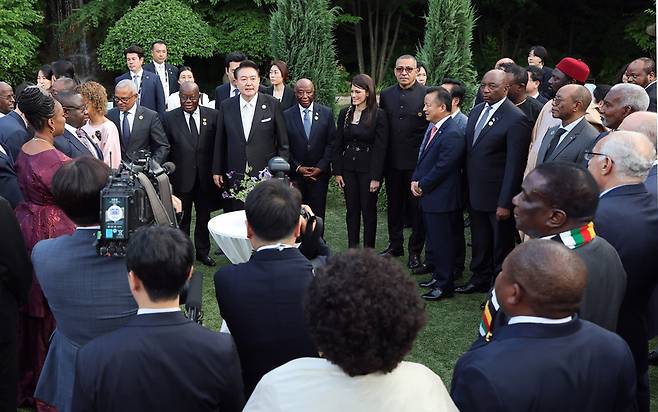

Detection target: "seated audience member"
[417, 61, 428, 86]
[0, 196, 31, 412]
[78, 81, 122, 168]
[166, 66, 211, 111]
[73, 226, 244, 412]
[624, 57, 656, 112]
[214, 179, 318, 397]
[451, 239, 637, 412]
[526, 66, 548, 104]
[589, 131, 658, 412]
[244, 249, 458, 412]
[481, 162, 626, 340]
[32, 157, 138, 411]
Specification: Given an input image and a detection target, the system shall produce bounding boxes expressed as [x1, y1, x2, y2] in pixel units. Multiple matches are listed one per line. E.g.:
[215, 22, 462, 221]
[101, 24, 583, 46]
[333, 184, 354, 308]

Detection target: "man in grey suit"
[107, 79, 169, 164]
[440, 78, 468, 134]
[32, 157, 138, 412]
[535, 85, 598, 167]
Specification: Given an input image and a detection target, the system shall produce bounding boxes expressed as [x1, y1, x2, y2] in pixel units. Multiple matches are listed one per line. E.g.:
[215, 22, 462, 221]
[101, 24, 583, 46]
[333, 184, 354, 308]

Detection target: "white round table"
[208, 211, 252, 264]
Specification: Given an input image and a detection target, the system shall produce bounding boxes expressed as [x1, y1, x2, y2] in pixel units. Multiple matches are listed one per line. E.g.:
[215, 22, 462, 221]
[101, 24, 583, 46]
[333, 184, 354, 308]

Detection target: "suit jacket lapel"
[308, 108, 321, 142]
[472, 103, 505, 149]
[198, 108, 208, 149]
[130, 106, 146, 151]
[66, 129, 92, 155]
[291, 106, 306, 141]
[248, 94, 266, 141]
[418, 118, 450, 162]
[549, 120, 584, 161]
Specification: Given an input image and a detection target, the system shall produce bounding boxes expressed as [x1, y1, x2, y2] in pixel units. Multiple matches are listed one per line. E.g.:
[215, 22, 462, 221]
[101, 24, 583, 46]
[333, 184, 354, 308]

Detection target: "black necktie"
[189, 114, 199, 144]
[544, 128, 567, 161]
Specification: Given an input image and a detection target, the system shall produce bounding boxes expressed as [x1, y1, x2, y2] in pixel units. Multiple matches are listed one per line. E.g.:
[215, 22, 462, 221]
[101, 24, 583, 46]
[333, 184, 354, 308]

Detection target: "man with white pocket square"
[212, 60, 289, 210]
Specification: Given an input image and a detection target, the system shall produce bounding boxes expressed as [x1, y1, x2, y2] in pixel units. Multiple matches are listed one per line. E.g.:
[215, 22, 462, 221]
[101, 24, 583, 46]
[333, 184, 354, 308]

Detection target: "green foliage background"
[270, 0, 340, 107]
[0, 0, 43, 84]
[97, 0, 218, 71]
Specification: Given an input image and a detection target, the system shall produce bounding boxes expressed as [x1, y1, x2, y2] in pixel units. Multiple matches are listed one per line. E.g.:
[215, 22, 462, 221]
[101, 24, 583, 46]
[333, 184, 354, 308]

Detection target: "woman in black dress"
[333, 74, 388, 248]
[264, 60, 296, 111]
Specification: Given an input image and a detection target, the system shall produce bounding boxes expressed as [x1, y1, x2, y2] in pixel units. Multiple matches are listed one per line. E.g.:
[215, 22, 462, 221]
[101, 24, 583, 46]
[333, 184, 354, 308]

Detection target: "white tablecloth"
[208, 211, 252, 264]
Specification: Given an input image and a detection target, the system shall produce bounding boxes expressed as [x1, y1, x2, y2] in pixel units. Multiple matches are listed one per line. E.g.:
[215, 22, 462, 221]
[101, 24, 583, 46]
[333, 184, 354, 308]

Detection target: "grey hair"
[609, 83, 650, 112]
[600, 131, 656, 179]
[115, 79, 137, 94]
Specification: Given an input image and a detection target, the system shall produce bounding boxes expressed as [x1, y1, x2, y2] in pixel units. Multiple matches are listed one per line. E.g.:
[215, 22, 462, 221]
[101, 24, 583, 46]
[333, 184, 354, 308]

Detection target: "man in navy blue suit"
[0, 143, 22, 208]
[214, 52, 247, 108]
[143, 41, 178, 100]
[451, 239, 637, 412]
[214, 180, 317, 397]
[53, 91, 102, 160]
[0, 86, 31, 160]
[618, 111, 657, 199]
[457, 69, 531, 294]
[73, 226, 244, 412]
[412, 87, 465, 301]
[589, 131, 658, 412]
[114, 45, 165, 115]
[283, 79, 335, 219]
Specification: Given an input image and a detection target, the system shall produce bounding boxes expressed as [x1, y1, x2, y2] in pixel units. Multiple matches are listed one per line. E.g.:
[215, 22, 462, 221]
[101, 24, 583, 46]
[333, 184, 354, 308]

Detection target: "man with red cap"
[525, 57, 605, 175]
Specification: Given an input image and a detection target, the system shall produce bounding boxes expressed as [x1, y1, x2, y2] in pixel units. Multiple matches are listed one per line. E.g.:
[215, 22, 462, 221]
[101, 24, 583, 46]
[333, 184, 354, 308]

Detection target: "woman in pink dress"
[78, 81, 122, 169]
[14, 86, 75, 409]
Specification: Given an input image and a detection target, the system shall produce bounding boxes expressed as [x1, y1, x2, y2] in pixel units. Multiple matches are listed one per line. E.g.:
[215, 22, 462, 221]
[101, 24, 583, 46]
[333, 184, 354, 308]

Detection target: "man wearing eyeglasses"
[378, 54, 428, 271]
[53, 91, 103, 160]
[162, 82, 220, 267]
[107, 79, 169, 164]
[589, 130, 658, 412]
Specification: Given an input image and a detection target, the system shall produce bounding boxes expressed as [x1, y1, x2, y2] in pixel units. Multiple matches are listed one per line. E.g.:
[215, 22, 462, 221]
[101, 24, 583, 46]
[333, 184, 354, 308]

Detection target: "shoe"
[455, 283, 489, 294]
[419, 278, 438, 288]
[649, 350, 658, 366]
[196, 254, 216, 267]
[412, 263, 434, 275]
[214, 249, 224, 256]
[379, 246, 404, 257]
[422, 287, 454, 301]
[408, 254, 421, 269]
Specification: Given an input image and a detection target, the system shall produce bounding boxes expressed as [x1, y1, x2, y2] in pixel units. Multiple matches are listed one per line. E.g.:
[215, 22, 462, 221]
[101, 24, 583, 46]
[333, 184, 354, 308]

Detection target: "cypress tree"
[270, 0, 339, 108]
[417, 0, 478, 110]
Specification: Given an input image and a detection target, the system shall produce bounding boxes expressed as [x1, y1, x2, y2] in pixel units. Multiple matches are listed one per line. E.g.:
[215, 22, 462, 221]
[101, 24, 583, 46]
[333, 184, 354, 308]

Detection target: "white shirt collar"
[183, 107, 200, 118]
[450, 108, 462, 118]
[130, 68, 144, 78]
[123, 103, 137, 115]
[530, 91, 540, 99]
[599, 184, 634, 198]
[64, 123, 78, 136]
[240, 94, 257, 108]
[76, 225, 100, 230]
[486, 96, 507, 113]
[432, 114, 450, 131]
[137, 307, 181, 315]
[560, 115, 585, 132]
[230, 84, 239, 96]
[256, 243, 297, 252]
[299, 102, 314, 117]
[508, 315, 573, 325]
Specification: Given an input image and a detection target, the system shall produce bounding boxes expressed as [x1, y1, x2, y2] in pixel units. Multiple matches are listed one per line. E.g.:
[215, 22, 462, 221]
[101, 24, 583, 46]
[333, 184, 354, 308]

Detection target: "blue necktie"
[233, 89, 240, 97]
[303, 109, 311, 138]
[122, 112, 131, 146]
[472, 104, 492, 146]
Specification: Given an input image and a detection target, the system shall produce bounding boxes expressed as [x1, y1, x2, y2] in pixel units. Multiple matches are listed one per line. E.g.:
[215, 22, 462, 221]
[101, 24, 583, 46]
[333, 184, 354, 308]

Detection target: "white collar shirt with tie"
[65, 123, 98, 158]
[154, 61, 170, 99]
[240, 94, 257, 141]
[130, 69, 143, 90]
[183, 108, 201, 134]
[299, 102, 314, 138]
[475, 96, 507, 127]
[122, 103, 137, 132]
[556, 115, 585, 146]
[231, 84, 240, 97]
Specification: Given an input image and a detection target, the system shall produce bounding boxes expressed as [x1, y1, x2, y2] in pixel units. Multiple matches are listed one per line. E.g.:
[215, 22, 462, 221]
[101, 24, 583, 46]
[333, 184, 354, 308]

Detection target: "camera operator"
[31, 156, 138, 412]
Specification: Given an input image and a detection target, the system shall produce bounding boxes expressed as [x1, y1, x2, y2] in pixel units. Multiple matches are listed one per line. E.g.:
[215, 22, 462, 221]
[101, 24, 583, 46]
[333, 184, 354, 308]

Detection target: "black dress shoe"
[196, 254, 216, 267]
[422, 287, 454, 301]
[408, 254, 421, 269]
[412, 263, 434, 275]
[379, 246, 404, 257]
[649, 350, 658, 366]
[455, 283, 489, 294]
[419, 278, 438, 288]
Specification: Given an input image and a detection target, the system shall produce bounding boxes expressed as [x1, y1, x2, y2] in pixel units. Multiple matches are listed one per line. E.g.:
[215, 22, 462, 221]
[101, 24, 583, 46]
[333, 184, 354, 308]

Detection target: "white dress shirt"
[122, 103, 137, 132]
[183, 107, 201, 134]
[244, 358, 458, 412]
[240, 94, 257, 141]
[508, 315, 572, 325]
[475, 97, 507, 127]
[136, 307, 181, 315]
[230, 84, 240, 97]
[0, 112, 5, 119]
[298, 102, 314, 126]
[153, 61, 169, 98]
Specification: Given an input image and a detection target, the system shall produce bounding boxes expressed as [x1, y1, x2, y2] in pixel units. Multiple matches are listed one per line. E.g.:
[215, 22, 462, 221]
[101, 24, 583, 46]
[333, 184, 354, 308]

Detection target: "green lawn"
[195, 182, 658, 410]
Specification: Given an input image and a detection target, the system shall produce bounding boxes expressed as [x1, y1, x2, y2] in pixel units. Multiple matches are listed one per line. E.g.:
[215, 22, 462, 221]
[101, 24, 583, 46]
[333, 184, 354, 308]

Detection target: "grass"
[195, 183, 658, 410]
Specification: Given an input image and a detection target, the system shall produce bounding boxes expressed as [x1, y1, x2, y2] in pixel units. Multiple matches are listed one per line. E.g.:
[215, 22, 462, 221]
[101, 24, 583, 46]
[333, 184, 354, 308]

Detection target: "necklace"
[32, 137, 54, 146]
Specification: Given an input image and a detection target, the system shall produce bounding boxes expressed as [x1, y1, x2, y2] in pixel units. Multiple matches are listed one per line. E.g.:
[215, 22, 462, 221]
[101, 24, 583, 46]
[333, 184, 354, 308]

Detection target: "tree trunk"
[351, 0, 365, 73]
[377, 9, 401, 84]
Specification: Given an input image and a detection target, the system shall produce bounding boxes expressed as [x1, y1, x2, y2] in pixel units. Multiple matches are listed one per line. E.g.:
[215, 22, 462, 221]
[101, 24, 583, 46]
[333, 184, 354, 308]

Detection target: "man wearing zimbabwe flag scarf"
[478, 162, 627, 341]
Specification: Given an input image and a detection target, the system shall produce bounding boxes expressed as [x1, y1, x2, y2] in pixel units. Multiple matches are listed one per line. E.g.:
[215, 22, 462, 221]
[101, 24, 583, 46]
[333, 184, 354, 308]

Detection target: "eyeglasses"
[114, 95, 137, 103]
[180, 95, 199, 102]
[395, 66, 416, 73]
[583, 151, 613, 161]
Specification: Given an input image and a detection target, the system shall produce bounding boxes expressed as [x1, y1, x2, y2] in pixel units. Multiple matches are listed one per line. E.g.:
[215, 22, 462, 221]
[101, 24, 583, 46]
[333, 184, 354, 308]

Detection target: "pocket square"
[261, 117, 272, 123]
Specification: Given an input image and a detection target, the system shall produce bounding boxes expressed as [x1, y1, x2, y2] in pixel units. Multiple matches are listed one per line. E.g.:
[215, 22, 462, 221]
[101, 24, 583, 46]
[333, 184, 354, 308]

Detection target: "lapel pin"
[314, 115, 319, 121]
[418, 112, 423, 117]
[261, 104, 267, 109]
[138, 115, 143, 120]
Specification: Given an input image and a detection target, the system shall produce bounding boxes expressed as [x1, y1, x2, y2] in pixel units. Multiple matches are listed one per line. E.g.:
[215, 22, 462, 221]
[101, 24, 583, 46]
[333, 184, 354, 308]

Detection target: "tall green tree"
[270, 0, 339, 107]
[417, 0, 478, 110]
[0, 0, 43, 84]
[96, 0, 218, 71]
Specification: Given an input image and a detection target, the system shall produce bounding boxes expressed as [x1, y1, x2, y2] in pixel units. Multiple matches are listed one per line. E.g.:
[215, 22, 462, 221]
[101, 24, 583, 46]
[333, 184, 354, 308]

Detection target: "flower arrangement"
[222, 165, 273, 203]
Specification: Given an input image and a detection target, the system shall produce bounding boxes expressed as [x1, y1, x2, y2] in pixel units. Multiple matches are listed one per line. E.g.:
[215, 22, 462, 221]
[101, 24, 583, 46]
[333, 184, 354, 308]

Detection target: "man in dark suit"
[114, 44, 165, 114]
[0, 196, 31, 412]
[412, 87, 465, 301]
[625, 57, 656, 113]
[283, 78, 334, 219]
[589, 131, 658, 412]
[215, 52, 246, 107]
[501, 63, 543, 124]
[451, 239, 637, 412]
[535, 85, 598, 166]
[457, 69, 531, 294]
[212, 60, 289, 199]
[525, 66, 549, 105]
[378, 55, 427, 269]
[214, 180, 318, 397]
[440, 78, 468, 134]
[163, 82, 219, 267]
[107, 79, 169, 164]
[0, 87, 31, 160]
[73, 226, 244, 412]
[618, 111, 657, 199]
[0, 143, 22, 208]
[0, 82, 14, 117]
[53, 91, 103, 160]
[143, 41, 178, 101]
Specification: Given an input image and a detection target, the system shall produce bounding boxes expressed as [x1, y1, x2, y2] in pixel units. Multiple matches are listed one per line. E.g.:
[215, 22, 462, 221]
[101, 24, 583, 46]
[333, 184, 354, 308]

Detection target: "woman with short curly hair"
[78, 81, 122, 168]
[244, 249, 458, 412]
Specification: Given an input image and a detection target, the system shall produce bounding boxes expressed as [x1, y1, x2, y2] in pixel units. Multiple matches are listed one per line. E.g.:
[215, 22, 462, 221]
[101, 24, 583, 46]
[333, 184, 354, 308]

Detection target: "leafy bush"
[97, 0, 218, 71]
[270, 0, 340, 107]
[0, 0, 43, 84]
[209, 4, 272, 63]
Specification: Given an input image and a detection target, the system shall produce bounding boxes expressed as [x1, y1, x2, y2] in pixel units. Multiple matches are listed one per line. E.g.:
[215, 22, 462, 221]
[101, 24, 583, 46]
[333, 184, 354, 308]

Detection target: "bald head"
[52, 77, 77, 96]
[495, 57, 515, 69]
[179, 81, 199, 94]
[553, 84, 592, 122]
[294, 78, 315, 108]
[295, 78, 314, 90]
[0, 82, 14, 114]
[618, 111, 657, 151]
[480, 70, 509, 104]
[496, 239, 586, 318]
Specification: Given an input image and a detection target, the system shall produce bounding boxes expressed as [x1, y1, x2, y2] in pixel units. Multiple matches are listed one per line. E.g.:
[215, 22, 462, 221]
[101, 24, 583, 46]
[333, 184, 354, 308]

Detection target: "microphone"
[161, 162, 176, 175]
[184, 271, 203, 324]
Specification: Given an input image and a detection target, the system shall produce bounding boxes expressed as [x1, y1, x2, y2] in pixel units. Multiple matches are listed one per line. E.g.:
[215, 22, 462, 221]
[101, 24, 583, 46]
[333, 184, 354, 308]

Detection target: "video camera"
[98, 151, 178, 257]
